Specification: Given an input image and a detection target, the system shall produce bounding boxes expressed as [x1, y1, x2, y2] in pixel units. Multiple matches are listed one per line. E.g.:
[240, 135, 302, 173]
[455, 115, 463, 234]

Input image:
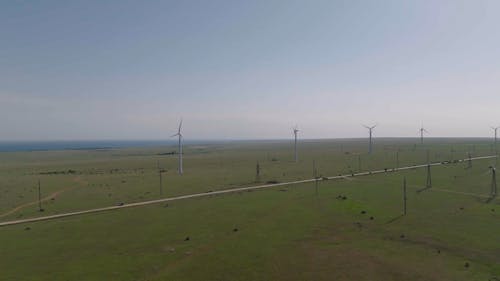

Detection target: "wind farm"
[1, 134, 499, 281]
[2, 1, 500, 280]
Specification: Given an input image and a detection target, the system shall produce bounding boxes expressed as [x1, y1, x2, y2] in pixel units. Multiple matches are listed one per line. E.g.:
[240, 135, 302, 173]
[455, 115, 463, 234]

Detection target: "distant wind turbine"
[492, 126, 499, 152]
[419, 125, 428, 145]
[293, 125, 299, 162]
[363, 124, 377, 154]
[171, 119, 183, 175]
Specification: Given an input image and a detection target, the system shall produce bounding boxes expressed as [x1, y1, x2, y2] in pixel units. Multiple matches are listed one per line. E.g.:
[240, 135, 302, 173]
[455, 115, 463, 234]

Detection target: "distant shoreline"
[0, 137, 494, 152]
[0, 140, 170, 152]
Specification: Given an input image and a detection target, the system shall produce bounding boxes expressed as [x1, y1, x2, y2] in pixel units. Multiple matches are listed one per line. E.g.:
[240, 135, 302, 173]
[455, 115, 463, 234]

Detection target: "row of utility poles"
[32, 143, 498, 215]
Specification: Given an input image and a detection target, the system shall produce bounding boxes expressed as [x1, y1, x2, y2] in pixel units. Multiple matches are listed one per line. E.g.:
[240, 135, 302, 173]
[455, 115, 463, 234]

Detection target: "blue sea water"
[0, 139, 283, 152]
[0, 140, 179, 152]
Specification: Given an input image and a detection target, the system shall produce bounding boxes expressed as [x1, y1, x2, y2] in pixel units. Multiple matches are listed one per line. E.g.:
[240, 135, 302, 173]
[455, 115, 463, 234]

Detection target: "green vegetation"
[0, 139, 499, 280]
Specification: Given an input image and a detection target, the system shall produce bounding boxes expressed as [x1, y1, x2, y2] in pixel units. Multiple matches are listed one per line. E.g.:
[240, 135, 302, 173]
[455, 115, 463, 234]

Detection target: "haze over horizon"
[2, 1, 500, 141]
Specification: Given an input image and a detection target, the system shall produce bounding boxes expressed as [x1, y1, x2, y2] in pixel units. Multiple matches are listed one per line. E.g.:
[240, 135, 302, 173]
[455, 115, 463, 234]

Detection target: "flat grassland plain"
[0, 139, 499, 281]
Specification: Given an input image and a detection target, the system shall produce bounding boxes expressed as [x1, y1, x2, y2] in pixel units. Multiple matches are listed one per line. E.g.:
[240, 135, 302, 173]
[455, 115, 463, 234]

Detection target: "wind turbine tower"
[171, 119, 183, 175]
[492, 126, 500, 154]
[363, 124, 377, 154]
[293, 126, 299, 162]
[419, 126, 428, 145]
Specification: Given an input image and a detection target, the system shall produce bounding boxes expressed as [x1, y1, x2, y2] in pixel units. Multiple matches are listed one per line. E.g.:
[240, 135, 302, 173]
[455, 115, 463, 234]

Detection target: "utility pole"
[426, 164, 432, 189]
[159, 168, 163, 196]
[491, 167, 497, 198]
[396, 150, 399, 169]
[403, 177, 407, 216]
[38, 180, 42, 212]
[313, 160, 318, 196]
[358, 154, 362, 172]
[466, 152, 472, 169]
[315, 177, 319, 196]
[255, 161, 261, 182]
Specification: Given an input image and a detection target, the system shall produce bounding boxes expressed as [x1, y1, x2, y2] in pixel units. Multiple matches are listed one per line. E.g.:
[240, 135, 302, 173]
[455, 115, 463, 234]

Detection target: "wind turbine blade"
[170, 133, 179, 137]
[178, 119, 183, 133]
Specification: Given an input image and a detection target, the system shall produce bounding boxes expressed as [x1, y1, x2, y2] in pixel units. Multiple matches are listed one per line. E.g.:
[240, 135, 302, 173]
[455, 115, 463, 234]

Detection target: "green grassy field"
[0, 138, 499, 280]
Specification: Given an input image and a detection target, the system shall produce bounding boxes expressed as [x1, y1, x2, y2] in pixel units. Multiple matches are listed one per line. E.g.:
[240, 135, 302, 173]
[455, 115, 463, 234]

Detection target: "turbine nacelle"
[171, 119, 183, 138]
[363, 124, 377, 130]
[363, 123, 377, 154]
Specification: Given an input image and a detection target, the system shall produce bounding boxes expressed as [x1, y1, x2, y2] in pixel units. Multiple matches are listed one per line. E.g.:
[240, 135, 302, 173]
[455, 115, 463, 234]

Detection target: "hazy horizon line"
[0, 136, 496, 143]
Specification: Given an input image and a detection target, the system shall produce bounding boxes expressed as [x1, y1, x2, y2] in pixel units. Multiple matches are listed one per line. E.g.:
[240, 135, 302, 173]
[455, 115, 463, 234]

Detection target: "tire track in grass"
[0, 176, 86, 219]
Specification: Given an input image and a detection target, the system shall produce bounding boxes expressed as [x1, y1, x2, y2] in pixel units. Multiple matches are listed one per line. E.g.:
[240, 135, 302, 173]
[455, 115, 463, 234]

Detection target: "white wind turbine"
[293, 125, 299, 162]
[363, 124, 377, 154]
[419, 125, 428, 145]
[492, 126, 500, 156]
[171, 119, 183, 175]
[492, 126, 499, 145]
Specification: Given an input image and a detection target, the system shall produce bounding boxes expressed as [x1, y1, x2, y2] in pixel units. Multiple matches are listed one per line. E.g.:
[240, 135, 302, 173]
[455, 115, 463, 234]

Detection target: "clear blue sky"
[1, 0, 499, 140]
